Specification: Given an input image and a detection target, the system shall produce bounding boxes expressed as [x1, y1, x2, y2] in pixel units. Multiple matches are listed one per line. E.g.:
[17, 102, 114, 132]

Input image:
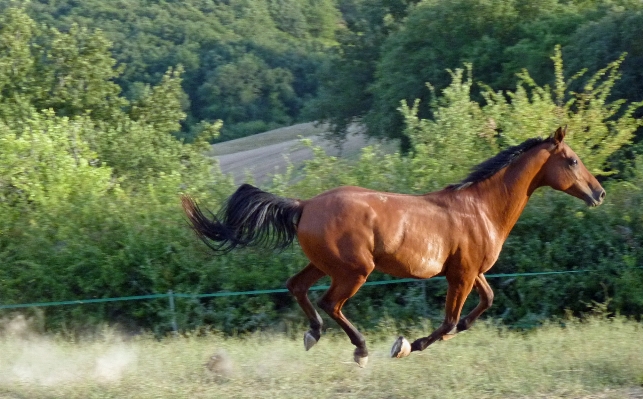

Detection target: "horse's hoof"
[304, 331, 318, 351]
[390, 336, 411, 358]
[354, 351, 369, 368]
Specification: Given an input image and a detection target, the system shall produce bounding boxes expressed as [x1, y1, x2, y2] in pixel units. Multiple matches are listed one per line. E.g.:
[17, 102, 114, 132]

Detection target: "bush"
[1, 9, 641, 334]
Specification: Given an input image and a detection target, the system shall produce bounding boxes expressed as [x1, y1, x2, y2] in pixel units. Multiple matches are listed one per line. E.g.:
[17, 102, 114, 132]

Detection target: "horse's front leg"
[442, 273, 493, 340]
[391, 275, 475, 358]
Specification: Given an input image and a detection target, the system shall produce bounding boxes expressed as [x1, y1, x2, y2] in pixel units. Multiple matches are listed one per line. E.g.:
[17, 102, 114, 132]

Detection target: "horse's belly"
[375, 247, 447, 279]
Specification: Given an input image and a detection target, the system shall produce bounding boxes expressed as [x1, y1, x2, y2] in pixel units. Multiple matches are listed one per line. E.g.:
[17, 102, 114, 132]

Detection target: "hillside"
[209, 122, 383, 184]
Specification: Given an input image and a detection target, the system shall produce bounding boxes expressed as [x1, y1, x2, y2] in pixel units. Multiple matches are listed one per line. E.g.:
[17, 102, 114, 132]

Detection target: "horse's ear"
[553, 125, 567, 144]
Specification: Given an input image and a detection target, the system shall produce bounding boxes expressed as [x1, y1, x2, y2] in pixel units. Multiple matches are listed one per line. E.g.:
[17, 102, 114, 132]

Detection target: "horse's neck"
[474, 147, 551, 239]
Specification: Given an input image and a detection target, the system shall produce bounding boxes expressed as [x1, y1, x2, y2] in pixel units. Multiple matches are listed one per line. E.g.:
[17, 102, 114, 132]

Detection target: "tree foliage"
[311, 0, 643, 145]
[0, 0, 340, 141]
[0, 8, 227, 332]
[1, 5, 643, 335]
[4, 0, 643, 147]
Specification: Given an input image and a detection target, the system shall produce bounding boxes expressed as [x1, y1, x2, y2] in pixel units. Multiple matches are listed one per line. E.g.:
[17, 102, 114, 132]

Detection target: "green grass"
[1, 317, 642, 399]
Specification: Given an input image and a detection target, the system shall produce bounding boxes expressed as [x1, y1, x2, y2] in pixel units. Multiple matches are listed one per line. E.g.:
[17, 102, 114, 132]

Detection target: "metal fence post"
[168, 290, 178, 334]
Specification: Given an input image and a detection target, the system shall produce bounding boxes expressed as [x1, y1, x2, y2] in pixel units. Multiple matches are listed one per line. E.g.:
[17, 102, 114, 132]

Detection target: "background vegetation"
[312, 0, 643, 148]
[0, 1, 642, 336]
[0, 0, 340, 141]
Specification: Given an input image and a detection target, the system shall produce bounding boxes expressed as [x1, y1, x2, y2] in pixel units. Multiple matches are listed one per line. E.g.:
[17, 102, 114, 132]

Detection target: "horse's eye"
[569, 158, 578, 166]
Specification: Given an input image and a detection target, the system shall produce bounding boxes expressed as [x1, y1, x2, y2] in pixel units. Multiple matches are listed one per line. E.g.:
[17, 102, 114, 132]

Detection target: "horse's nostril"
[600, 190, 606, 200]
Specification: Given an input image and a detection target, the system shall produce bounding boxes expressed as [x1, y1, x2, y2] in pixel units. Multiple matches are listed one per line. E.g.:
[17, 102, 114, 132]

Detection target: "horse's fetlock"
[308, 328, 321, 341]
[443, 321, 457, 333]
[411, 338, 426, 352]
[350, 335, 367, 349]
[354, 345, 368, 357]
[309, 317, 322, 332]
[456, 319, 470, 332]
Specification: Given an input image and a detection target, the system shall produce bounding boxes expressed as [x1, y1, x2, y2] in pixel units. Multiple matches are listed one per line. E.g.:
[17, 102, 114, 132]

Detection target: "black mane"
[448, 136, 552, 190]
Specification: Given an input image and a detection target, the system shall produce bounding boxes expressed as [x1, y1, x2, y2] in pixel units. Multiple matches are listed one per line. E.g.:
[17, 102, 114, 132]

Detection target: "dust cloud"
[0, 314, 138, 386]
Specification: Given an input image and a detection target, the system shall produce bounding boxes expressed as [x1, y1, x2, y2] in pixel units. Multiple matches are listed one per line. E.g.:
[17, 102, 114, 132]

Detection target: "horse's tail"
[181, 184, 303, 253]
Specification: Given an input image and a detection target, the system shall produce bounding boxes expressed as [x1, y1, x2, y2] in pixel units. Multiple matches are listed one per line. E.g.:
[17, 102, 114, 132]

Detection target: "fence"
[2, 268, 624, 332]
[0, 269, 601, 311]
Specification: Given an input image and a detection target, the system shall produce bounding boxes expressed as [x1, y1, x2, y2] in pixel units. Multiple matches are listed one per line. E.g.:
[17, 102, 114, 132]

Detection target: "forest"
[0, 0, 642, 335]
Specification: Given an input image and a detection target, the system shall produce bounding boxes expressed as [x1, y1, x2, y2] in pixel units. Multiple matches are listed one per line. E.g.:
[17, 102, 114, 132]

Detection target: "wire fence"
[1, 268, 639, 331]
[0, 268, 609, 310]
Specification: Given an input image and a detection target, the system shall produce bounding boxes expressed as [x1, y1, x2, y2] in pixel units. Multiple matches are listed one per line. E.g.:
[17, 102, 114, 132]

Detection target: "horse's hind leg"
[286, 263, 326, 350]
[443, 273, 493, 340]
[317, 275, 369, 367]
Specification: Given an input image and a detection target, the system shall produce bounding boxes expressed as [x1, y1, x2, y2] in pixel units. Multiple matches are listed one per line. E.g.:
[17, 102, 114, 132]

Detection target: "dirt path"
[210, 122, 377, 184]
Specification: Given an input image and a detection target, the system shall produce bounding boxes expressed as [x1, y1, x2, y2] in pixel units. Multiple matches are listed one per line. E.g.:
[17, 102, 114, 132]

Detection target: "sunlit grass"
[0, 317, 641, 399]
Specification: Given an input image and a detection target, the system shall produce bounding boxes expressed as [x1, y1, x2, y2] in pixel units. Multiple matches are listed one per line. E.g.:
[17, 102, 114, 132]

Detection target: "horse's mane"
[447, 136, 553, 191]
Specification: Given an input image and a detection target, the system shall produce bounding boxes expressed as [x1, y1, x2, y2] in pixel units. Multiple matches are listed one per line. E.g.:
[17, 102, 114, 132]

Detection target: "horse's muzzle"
[587, 188, 606, 207]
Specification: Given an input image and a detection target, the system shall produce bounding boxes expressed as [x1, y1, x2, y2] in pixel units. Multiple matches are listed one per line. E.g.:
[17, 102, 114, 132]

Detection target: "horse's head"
[540, 126, 606, 207]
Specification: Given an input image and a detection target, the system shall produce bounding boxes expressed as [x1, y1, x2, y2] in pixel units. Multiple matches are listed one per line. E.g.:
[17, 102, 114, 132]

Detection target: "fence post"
[168, 290, 178, 334]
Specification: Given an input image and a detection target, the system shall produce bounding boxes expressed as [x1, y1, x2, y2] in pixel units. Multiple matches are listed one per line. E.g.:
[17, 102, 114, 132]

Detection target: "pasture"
[1, 317, 641, 399]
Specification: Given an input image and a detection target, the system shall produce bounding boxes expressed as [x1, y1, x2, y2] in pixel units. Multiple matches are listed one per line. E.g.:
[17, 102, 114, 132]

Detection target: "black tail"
[181, 184, 303, 253]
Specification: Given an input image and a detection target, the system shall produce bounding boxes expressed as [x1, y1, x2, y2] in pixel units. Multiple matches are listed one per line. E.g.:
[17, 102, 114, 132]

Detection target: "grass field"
[1, 317, 642, 399]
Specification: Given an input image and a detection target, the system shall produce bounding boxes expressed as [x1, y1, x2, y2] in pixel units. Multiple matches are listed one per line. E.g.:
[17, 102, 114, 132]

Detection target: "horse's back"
[300, 186, 419, 231]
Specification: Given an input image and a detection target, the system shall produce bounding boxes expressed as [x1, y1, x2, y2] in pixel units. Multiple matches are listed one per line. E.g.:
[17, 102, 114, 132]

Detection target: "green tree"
[564, 9, 643, 109]
[35, 24, 126, 122]
[0, 9, 126, 125]
[0, 8, 225, 331]
[312, 0, 643, 146]
[1, 0, 342, 141]
[305, 0, 421, 147]
[197, 53, 296, 141]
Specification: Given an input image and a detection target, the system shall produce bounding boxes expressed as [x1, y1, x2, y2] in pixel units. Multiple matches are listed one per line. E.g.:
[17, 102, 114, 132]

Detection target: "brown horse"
[182, 126, 605, 367]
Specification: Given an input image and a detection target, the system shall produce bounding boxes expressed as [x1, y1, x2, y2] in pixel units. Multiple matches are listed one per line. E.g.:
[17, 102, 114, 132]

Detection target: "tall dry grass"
[0, 316, 641, 399]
